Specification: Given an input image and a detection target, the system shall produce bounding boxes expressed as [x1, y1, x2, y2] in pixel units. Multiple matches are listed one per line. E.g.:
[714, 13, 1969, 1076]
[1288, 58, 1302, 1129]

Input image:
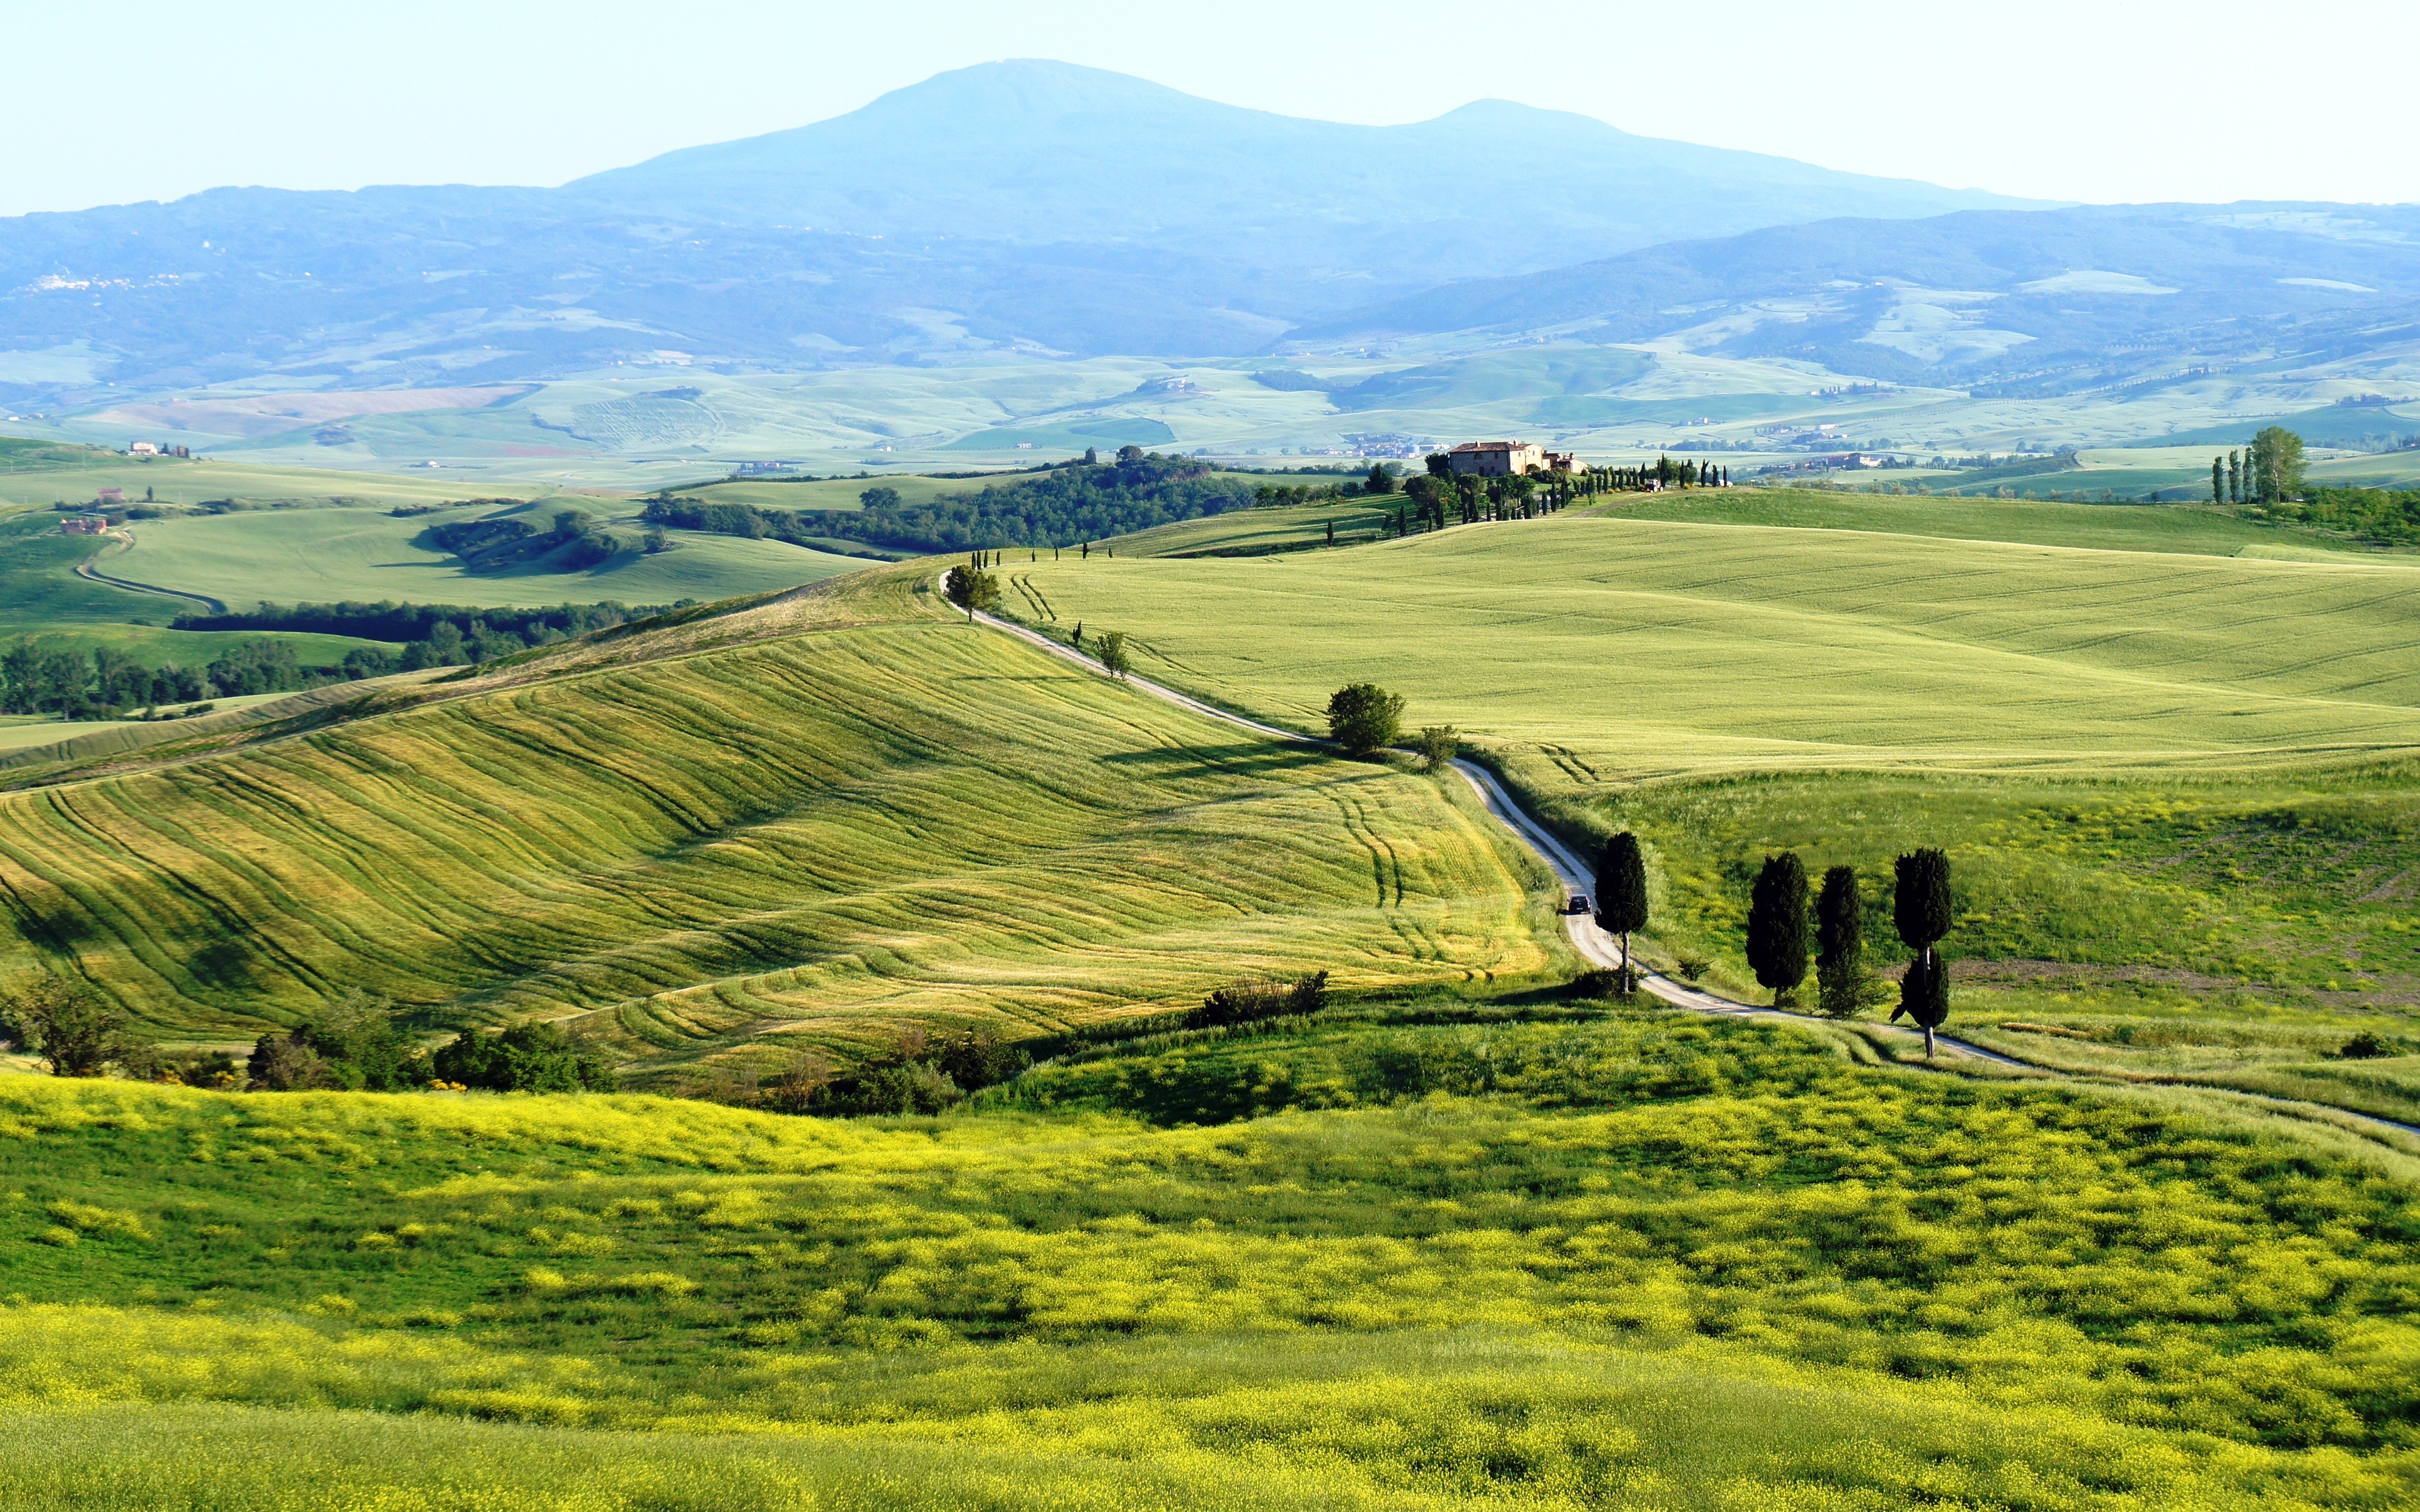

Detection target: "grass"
[1006, 510, 2420, 777]
[0, 999, 2414, 1506]
[1001, 507, 2420, 1120]
[1609, 486, 2413, 560]
[0, 694, 308, 755]
[684, 475, 972, 512]
[1109, 496, 1401, 557]
[0, 450, 555, 514]
[0, 564, 1550, 1063]
[0, 507, 396, 665]
[113, 501, 858, 610]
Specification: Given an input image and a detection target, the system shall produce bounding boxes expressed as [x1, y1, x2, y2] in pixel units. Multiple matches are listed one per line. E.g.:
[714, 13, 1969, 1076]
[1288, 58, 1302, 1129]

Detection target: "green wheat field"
[4, 457, 2420, 1507]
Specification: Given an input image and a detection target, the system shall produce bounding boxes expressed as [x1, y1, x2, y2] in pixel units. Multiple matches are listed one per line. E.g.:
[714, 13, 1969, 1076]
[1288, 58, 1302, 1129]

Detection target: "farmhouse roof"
[1448, 440, 1522, 453]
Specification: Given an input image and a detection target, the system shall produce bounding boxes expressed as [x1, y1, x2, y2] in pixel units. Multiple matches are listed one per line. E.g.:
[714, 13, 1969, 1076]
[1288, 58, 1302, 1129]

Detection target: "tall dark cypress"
[1814, 865, 1864, 1019]
[1891, 849, 1954, 1055]
[1595, 832, 1649, 988]
[1745, 852, 1811, 1005]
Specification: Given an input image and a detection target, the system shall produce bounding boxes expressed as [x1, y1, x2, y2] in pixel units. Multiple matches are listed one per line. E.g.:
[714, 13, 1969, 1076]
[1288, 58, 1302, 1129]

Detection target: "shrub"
[246, 1031, 335, 1091]
[1094, 630, 1132, 679]
[1190, 971, 1328, 1029]
[1414, 725, 1460, 771]
[2341, 1030, 2390, 1060]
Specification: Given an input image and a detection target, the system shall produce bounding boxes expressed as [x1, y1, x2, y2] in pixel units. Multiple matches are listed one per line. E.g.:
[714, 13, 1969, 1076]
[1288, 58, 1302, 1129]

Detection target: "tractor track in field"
[955, 578, 2420, 1146]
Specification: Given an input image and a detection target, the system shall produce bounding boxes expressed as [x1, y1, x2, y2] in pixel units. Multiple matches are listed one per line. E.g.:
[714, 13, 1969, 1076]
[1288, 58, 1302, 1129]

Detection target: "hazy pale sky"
[5, 0, 2412, 217]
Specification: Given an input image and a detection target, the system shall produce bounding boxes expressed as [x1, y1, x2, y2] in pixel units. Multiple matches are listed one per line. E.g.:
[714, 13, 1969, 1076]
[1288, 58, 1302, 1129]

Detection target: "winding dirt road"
[73, 529, 228, 614]
[956, 581, 2420, 1141]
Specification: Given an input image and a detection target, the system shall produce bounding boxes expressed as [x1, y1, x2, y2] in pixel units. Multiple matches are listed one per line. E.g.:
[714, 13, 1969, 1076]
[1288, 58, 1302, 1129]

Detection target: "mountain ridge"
[0, 60, 2048, 399]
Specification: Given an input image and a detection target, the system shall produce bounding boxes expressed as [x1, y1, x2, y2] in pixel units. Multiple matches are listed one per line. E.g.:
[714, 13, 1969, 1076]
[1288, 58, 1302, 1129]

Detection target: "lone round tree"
[1326, 683, 1404, 758]
[1745, 852, 1810, 1007]
[1891, 847, 1954, 1055]
[1596, 832, 1648, 990]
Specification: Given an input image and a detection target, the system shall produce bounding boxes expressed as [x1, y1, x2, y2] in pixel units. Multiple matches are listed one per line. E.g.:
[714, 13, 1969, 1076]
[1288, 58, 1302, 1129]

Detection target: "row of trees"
[0, 637, 377, 720]
[654, 449, 1255, 554]
[0, 978, 614, 1092]
[1596, 838, 1958, 1053]
[2210, 427, 2307, 505]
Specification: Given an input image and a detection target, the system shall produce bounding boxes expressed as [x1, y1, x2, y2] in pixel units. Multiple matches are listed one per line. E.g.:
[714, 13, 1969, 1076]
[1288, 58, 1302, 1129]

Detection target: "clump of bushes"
[432, 1021, 617, 1092]
[1, 976, 621, 1094]
[717, 1026, 1034, 1118]
[2340, 1030, 2392, 1060]
[1189, 971, 1328, 1029]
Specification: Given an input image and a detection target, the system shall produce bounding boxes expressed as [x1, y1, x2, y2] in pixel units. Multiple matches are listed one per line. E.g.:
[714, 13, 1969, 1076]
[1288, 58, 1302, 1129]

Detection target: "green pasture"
[0, 999, 2415, 1507]
[0, 693, 313, 757]
[0, 564, 1548, 1058]
[108, 502, 858, 610]
[1009, 512, 2420, 777]
[0, 508, 392, 664]
[1110, 497, 1399, 556]
[1004, 510, 2420, 1072]
[683, 476, 960, 512]
[1611, 486, 2411, 559]
[0, 447, 556, 513]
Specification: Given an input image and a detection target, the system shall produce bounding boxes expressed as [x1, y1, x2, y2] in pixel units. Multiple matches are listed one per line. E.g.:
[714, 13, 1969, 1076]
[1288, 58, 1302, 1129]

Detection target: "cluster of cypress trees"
[1585, 457, 1728, 492]
[1592, 835, 1957, 1055]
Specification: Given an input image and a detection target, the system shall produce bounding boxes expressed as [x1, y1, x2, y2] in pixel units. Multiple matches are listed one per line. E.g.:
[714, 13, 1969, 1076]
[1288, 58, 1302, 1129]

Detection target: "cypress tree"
[1891, 849, 1954, 1055]
[1814, 865, 1865, 1019]
[1595, 832, 1649, 990]
[1745, 852, 1811, 1006]
[2227, 450, 2241, 504]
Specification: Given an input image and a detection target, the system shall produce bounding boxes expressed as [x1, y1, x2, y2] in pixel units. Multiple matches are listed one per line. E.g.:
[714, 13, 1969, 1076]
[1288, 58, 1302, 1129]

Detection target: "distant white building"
[129, 441, 158, 455]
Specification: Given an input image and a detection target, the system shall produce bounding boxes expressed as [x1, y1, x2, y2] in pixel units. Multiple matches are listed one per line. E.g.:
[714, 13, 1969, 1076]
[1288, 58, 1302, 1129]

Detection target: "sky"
[5, 0, 2414, 218]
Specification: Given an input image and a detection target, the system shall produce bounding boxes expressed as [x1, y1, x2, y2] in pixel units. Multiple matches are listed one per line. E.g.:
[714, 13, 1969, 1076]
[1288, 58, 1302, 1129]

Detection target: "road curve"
[955, 580, 2420, 1137]
[75, 530, 228, 614]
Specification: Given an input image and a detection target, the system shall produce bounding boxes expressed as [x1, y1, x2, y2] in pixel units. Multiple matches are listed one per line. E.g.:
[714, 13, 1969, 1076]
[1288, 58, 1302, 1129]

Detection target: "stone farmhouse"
[1445, 440, 1579, 478]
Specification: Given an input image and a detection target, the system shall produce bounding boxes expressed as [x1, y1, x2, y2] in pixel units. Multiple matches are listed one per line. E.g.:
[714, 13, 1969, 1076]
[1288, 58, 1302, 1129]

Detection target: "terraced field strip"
[0, 574, 1550, 1070]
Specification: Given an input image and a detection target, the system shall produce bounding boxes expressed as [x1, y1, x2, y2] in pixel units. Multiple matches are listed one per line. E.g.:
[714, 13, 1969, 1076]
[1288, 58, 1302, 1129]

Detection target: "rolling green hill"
[0, 564, 1548, 1073]
[1020, 512, 2420, 777]
[1004, 510, 2420, 1094]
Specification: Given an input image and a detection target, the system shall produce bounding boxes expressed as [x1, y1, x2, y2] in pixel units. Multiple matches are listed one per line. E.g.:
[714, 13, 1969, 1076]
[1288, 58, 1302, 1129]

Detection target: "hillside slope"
[0, 566, 1549, 1070]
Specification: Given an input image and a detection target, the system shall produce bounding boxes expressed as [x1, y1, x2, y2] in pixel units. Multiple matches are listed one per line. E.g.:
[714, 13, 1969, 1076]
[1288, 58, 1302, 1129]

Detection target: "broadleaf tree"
[1326, 683, 1404, 758]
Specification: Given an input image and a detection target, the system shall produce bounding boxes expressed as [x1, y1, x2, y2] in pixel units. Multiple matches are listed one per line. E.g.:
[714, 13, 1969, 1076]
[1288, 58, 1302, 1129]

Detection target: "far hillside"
[648, 450, 1381, 555]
